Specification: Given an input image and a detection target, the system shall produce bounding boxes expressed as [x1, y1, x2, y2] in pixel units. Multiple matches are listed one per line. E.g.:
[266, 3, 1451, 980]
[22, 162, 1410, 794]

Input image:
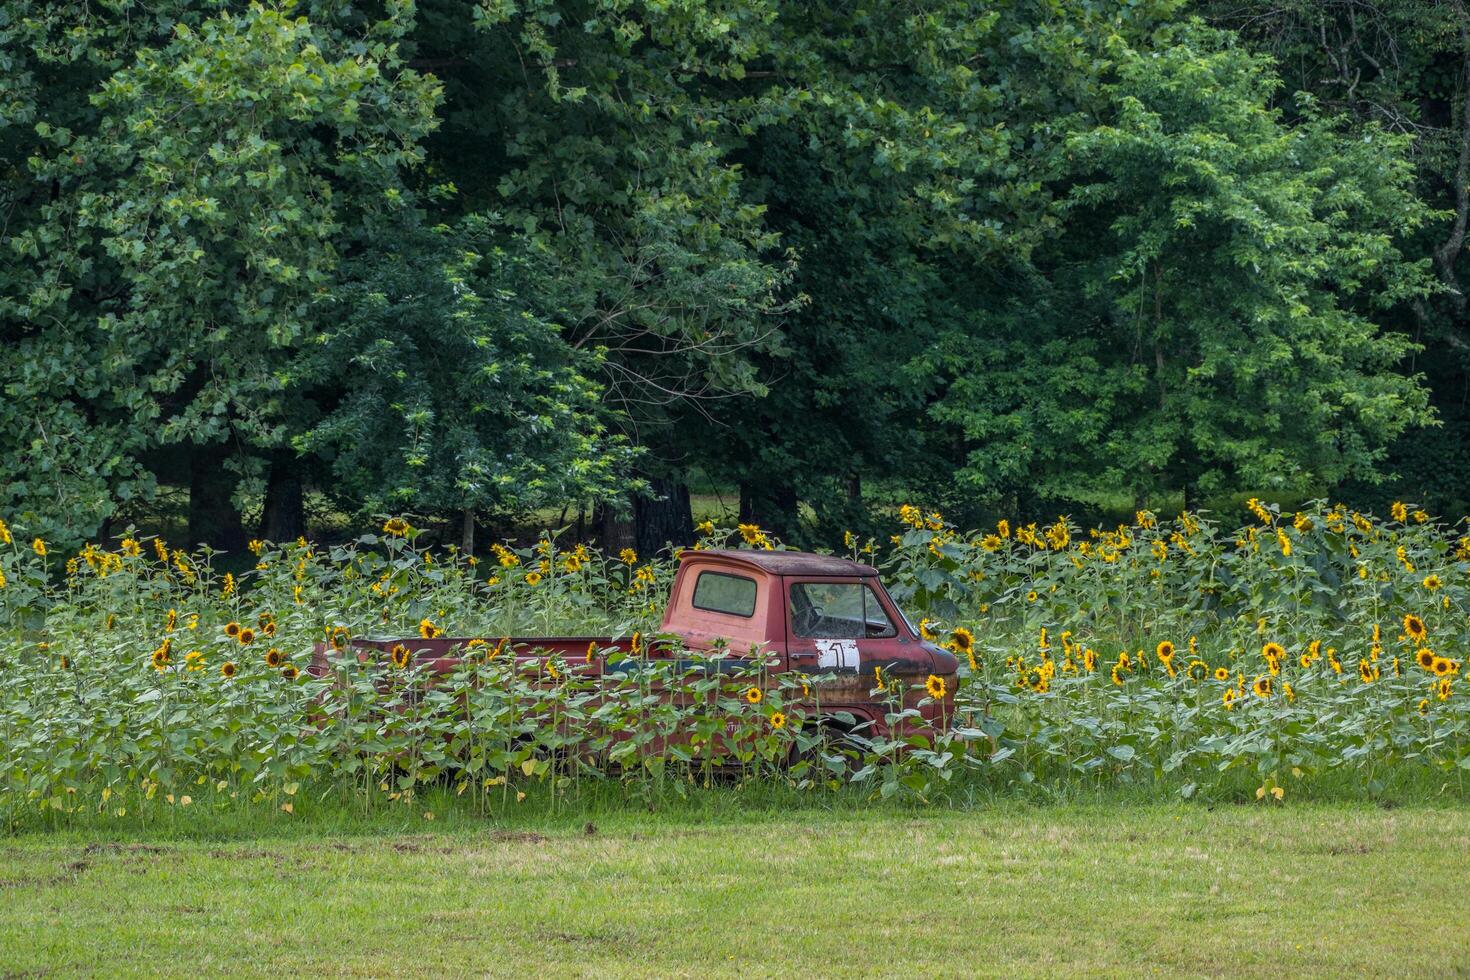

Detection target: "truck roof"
[677, 548, 879, 577]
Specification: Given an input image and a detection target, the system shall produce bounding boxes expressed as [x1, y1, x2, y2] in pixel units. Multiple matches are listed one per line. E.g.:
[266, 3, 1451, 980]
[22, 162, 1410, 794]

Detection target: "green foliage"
[0, 0, 1453, 544]
[299, 213, 635, 518]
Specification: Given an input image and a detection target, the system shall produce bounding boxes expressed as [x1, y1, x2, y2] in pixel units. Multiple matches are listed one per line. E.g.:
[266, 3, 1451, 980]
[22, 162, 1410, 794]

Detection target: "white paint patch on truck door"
[815, 638, 860, 671]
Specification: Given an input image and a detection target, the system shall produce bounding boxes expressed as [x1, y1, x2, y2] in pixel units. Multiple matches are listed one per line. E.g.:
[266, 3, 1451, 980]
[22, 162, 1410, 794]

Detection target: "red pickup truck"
[318, 548, 958, 737]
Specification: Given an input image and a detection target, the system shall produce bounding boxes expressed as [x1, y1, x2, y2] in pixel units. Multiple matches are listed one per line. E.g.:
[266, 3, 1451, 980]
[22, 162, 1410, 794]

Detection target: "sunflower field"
[3, 498, 1470, 827]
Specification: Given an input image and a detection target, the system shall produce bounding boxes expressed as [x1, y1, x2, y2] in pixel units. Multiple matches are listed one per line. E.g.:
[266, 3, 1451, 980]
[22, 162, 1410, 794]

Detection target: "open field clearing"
[2, 804, 1468, 977]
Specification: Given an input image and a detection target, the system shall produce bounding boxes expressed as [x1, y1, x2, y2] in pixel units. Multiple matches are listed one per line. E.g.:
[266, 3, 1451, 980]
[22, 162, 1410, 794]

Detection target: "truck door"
[784, 578, 910, 677]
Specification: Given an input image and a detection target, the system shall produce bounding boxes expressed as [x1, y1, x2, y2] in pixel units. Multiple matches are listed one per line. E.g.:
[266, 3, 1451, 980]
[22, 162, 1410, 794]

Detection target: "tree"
[2, 2, 440, 547]
[924, 27, 1435, 508]
[299, 213, 635, 550]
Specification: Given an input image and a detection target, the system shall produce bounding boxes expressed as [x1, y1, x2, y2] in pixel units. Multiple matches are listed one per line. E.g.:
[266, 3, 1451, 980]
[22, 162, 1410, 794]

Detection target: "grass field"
[3, 802, 1467, 977]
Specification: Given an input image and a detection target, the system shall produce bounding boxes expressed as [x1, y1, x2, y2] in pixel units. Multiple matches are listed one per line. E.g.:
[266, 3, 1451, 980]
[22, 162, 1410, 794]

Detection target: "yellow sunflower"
[1252, 675, 1272, 698]
[925, 674, 947, 700]
[1187, 660, 1208, 681]
[1262, 642, 1285, 661]
[265, 648, 285, 669]
[769, 711, 787, 730]
[224, 621, 242, 639]
[1432, 656, 1454, 677]
[418, 618, 443, 639]
[237, 627, 255, 646]
[1214, 666, 1230, 682]
[951, 627, 975, 655]
[281, 665, 300, 680]
[382, 517, 413, 538]
[1417, 648, 1436, 671]
[390, 644, 412, 670]
[745, 686, 763, 704]
[1403, 614, 1427, 644]
[1156, 640, 1175, 663]
[525, 571, 543, 587]
[220, 661, 237, 679]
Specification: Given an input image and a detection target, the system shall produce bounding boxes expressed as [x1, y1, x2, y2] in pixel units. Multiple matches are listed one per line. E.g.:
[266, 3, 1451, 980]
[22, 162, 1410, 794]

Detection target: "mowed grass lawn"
[2, 803, 1467, 977]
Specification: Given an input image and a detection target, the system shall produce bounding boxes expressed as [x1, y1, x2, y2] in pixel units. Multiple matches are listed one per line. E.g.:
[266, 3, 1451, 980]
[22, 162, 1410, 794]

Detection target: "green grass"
[3, 801, 1467, 976]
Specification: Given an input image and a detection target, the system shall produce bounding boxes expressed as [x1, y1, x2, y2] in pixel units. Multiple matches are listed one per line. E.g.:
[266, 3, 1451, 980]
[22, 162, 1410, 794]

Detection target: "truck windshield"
[789, 582, 896, 639]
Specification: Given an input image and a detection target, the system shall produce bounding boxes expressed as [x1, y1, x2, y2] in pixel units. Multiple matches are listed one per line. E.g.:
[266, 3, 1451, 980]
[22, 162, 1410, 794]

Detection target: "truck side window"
[691, 571, 758, 618]
[789, 582, 895, 639]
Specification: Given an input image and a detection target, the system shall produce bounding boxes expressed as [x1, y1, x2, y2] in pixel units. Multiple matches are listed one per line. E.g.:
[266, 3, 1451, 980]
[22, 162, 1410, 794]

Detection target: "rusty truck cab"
[661, 549, 957, 734]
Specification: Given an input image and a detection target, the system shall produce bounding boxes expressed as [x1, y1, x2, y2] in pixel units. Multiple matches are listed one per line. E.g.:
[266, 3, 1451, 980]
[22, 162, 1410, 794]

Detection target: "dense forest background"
[4, 0, 1469, 555]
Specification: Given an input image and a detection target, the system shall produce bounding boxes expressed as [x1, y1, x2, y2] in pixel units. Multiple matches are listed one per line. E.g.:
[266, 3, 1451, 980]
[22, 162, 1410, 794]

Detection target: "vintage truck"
[314, 548, 958, 739]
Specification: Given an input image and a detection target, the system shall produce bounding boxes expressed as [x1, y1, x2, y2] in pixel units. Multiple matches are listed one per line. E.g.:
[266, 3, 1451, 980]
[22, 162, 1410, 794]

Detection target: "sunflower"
[1424, 574, 1443, 591]
[261, 622, 276, 638]
[1282, 681, 1295, 703]
[1417, 647, 1436, 671]
[265, 648, 285, 669]
[237, 627, 255, 646]
[1187, 659, 1209, 681]
[1110, 663, 1126, 686]
[390, 643, 412, 670]
[1262, 642, 1284, 661]
[919, 618, 938, 641]
[184, 651, 205, 672]
[281, 665, 299, 681]
[631, 630, 644, 655]
[1025, 667, 1048, 693]
[1156, 640, 1175, 663]
[382, 517, 412, 538]
[224, 622, 242, 639]
[769, 711, 787, 730]
[1403, 614, 1427, 644]
[220, 661, 237, 679]
[952, 627, 975, 655]
[925, 674, 947, 700]
[1418, 698, 1430, 716]
[1083, 648, 1098, 672]
[1432, 656, 1454, 677]
[418, 618, 443, 639]
[1214, 666, 1230, 682]
[745, 686, 763, 704]
[1026, 590, 1038, 603]
[1222, 688, 1238, 710]
[525, 571, 543, 587]
[1438, 677, 1453, 701]
[329, 626, 350, 651]
[151, 648, 171, 671]
[1252, 675, 1272, 698]
[31, 537, 46, 557]
[1359, 660, 1379, 684]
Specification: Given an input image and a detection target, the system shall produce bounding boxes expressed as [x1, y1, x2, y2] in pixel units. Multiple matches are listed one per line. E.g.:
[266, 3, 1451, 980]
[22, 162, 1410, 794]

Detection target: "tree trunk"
[460, 507, 476, 555]
[596, 498, 637, 556]
[260, 459, 305, 543]
[189, 447, 248, 552]
[739, 482, 800, 543]
[635, 478, 693, 559]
